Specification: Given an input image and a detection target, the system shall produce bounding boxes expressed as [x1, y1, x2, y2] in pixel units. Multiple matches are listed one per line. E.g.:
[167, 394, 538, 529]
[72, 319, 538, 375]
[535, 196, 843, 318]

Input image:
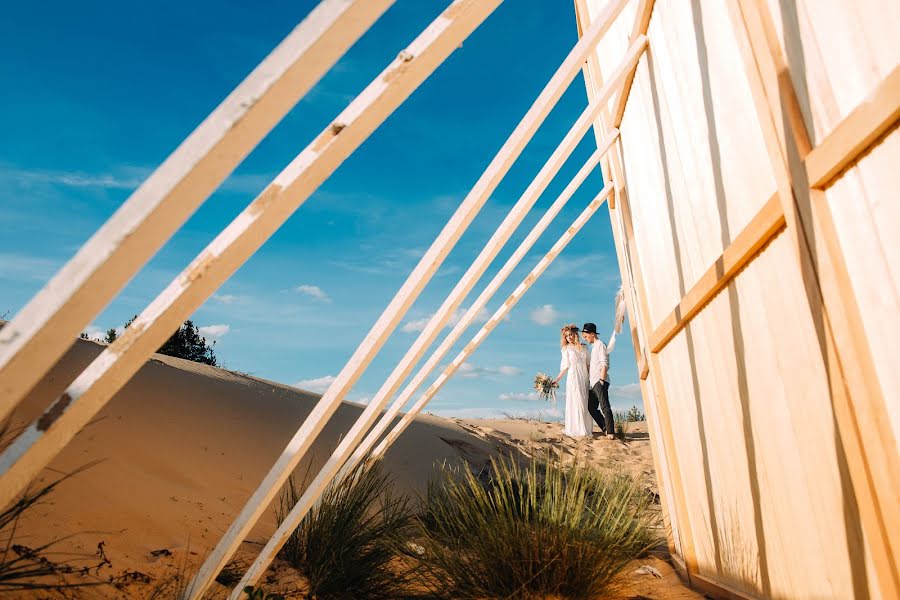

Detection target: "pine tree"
[124, 316, 217, 366]
[104, 328, 118, 344]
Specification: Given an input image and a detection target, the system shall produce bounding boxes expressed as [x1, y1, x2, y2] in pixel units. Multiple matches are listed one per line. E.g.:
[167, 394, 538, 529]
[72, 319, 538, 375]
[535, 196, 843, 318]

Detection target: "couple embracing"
[553, 323, 615, 439]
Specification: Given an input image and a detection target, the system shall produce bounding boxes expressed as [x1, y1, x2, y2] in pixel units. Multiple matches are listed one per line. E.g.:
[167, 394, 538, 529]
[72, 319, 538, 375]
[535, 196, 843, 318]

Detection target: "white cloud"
[294, 375, 336, 394]
[498, 391, 540, 401]
[610, 382, 642, 401]
[496, 365, 522, 376]
[198, 324, 230, 339]
[82, 324, 105, 340]
[401, 305, 493, 333]
[529, 304, 560, 326]
[212, 294, 250, 305]
[452, 363, 521, 379]
[401, 316, 431, 333]
[295, 284, 330, 302]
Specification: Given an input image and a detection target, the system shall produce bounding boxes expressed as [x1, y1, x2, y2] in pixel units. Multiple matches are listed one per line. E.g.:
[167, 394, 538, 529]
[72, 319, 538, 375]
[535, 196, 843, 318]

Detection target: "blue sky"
[0, 0, 642, 419]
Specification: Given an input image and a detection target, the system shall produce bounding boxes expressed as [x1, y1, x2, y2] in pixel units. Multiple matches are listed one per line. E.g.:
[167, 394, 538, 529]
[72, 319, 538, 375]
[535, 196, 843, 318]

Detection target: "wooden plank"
[185, 4, 641, 596]
[728, 0, 900, 595]
[649, 193, 785, 353]
[0, 0, 500, 542]
[233, 180, 617, 597]
[638, 349, 649, 379]
[611, 0, 656, 127]
[0, 0, 395, 424]
[575, 0, 697, 576]
[805, 64, 900, 188]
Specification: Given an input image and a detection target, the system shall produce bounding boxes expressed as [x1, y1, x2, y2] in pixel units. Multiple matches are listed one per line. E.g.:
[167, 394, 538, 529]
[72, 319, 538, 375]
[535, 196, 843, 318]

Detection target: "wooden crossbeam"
[0, 0, 395, 423]
[805, 64, 900, 189]
[369, 184, 615, 461]
[0, 0, 499, 529]
[649, 193, 785, 353]
[184, 3, 643, 597]
[611, 0, 656, 127]
[232, 133, 619, 595]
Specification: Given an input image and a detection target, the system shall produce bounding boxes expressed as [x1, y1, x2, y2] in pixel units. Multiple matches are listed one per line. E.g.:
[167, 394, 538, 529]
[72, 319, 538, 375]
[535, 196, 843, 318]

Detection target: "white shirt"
[589, 340, 609, 387]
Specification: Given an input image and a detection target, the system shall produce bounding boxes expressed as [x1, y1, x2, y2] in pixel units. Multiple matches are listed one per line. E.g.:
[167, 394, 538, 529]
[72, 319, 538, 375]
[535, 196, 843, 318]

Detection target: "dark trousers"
[588, 380, 613, 434]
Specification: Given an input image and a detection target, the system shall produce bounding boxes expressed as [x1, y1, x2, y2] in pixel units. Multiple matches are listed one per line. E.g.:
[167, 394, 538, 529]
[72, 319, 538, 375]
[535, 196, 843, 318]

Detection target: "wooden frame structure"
[1, 1, 896, 599]
[575, 0, 899, 598]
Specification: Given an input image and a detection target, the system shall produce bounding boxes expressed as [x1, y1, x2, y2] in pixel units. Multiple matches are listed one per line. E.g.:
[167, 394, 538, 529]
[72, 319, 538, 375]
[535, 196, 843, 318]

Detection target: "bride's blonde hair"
[560, 324, 580, 348]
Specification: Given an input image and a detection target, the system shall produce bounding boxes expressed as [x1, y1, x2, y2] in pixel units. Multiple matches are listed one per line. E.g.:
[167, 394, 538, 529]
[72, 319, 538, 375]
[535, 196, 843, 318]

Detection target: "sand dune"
[5, 337, 698, 598]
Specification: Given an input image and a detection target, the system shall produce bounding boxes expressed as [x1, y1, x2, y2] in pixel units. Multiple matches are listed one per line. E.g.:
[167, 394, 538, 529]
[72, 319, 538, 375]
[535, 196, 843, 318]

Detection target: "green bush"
[275, 461, 415, 599]
[415, 456, 660, 599]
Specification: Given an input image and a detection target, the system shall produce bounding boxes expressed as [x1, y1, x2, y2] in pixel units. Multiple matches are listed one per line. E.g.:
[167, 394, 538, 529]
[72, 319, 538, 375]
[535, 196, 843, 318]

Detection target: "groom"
[582, 323, 615, 439]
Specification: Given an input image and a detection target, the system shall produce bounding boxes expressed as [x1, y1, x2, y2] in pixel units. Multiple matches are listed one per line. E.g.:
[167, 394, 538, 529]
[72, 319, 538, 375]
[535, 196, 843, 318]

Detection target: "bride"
[553, 324, 593, 437]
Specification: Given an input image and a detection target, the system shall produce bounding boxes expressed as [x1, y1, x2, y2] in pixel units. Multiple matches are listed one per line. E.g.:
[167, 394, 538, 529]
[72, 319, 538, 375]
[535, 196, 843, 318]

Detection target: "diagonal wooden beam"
[0, 0, 395, 423]
[805, 64, 900, 189]
[0, 0, 499, 527]
[184, 3, 642, 597]
[369, 183, 615, 461]
[231, 129, 619, 596]
[649, 192, 785, 353]
[611, 0, 656, 127]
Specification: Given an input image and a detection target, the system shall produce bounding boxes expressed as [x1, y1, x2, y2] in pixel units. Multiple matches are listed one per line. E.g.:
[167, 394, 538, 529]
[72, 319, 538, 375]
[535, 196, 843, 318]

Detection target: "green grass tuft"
[415, 456, 661, 599]
[275, 460, 416, 600]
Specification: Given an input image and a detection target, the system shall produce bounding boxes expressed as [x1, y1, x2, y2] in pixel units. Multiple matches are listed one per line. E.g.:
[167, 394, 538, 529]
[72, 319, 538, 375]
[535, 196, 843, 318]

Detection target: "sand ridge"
[4, 338, 699, 599]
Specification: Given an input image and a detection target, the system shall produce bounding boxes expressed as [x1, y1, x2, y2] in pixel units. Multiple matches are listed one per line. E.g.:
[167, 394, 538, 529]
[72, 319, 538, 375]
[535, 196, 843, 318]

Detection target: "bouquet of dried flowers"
[533, 372, 559, 403]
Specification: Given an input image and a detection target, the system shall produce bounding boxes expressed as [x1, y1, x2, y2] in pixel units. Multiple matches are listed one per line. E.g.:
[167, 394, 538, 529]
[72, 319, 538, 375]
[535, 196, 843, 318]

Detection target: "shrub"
[626, 405, 645, 422]
[613, 410, 629, 441]
[275, 461, 415, 599]
[416, 456, 660, 599]
[124, 316, 217, 366]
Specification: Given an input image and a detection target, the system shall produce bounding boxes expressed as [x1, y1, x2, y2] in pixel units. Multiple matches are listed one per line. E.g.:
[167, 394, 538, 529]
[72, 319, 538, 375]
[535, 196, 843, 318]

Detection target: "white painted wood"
[0, 0, 500, 534]
[370, 183, 615, 461]
[0, 0, 394, 423]
[231, 131, 618, 596]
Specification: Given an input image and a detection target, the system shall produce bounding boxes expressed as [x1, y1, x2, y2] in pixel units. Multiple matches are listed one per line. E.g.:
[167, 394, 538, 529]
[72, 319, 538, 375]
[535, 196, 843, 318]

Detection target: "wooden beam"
[0, 0, 395, 424]
[574, 0, 697, 575]
[611, 0, 656, 127]
[233, 176, 619, 597]
[369, 185, 615, 462]
[186, 4, 644, 597]
[805, 64, 900, 189]
[0, 0, 500, 540]
[638, 349, 649, 379]
[649, 193, 785, 353]
[728, 0, 900, 595]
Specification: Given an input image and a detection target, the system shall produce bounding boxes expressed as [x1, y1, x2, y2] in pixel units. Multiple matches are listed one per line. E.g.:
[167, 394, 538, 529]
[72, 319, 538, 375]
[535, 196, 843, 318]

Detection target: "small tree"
[124, 316, 217, 366]
[103, 328, 118, 344]
[625, 405, 645, 422]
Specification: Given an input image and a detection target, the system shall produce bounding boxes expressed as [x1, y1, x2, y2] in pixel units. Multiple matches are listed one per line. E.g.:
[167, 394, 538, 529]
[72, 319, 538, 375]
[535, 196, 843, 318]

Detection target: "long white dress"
[561, 344, 592, 437]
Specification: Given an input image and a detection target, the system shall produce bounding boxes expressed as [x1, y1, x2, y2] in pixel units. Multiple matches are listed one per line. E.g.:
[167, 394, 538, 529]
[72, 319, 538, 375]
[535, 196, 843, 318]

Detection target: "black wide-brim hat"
[581, 322, 598, 334]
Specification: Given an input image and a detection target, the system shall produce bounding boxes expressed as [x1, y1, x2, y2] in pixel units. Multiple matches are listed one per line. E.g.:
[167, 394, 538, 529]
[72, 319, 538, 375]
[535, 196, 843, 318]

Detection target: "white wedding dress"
[560, 344, 592, 437]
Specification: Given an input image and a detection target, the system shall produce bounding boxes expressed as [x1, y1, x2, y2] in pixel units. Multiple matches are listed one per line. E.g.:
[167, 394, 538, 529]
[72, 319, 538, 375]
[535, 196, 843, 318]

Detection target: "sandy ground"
[4, 337, 701, 599]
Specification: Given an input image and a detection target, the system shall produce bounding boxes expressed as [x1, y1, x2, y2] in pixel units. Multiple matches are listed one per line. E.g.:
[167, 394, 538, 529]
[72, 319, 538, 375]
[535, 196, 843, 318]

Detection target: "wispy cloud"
[0, 253, 61, 282]
[401, 305, 492, 333]
[529, 304, 560, 326]
[294, 375, 335, 394]
[198, 324, 230, 339]
[294, 284, 330, 302]
[610, 382, 642, 401]
[498, 391, 540, 401]
[452, 362, 522, 379]
[211, 294, 251, 305]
